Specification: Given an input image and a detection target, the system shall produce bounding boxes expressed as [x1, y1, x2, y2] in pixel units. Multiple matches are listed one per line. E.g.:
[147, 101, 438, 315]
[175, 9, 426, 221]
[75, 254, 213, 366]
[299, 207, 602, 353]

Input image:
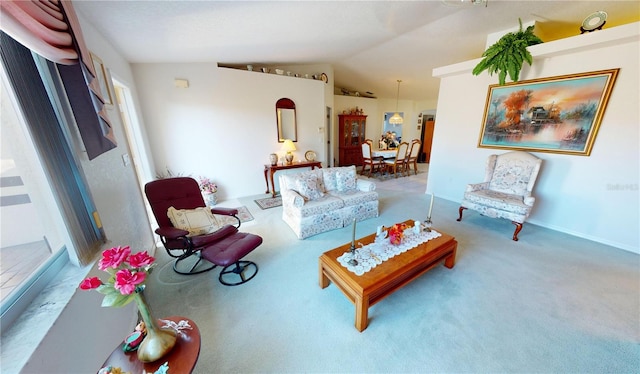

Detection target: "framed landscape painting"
[477, 69, 619, 156]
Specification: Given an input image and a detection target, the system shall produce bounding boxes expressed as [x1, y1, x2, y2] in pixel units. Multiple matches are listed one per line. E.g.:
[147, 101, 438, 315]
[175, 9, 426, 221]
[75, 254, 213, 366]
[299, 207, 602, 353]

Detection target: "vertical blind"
[1, 32, 105, 265]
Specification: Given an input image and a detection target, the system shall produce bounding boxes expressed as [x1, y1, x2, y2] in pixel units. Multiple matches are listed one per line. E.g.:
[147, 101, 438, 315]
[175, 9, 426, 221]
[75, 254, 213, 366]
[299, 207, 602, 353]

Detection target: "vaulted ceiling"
[74, 1, 640, 101]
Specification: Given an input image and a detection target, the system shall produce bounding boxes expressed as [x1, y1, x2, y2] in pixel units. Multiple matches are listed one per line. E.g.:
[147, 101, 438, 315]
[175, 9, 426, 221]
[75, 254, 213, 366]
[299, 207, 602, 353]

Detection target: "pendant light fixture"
[389, 80, 403, 125]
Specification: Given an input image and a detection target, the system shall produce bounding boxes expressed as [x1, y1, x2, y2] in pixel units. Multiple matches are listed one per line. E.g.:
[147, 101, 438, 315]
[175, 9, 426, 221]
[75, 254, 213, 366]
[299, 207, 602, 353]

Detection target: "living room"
[1, 1, 638, 373]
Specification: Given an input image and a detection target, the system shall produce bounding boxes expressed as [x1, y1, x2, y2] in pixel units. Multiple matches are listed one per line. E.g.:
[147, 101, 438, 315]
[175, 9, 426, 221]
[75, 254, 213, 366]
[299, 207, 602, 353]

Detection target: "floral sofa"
[279, 166, 378, 239]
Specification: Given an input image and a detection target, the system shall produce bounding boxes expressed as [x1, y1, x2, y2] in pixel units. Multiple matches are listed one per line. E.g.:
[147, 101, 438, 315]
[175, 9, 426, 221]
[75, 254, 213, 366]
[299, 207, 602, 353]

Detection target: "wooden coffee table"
[319, 221, 457, 331]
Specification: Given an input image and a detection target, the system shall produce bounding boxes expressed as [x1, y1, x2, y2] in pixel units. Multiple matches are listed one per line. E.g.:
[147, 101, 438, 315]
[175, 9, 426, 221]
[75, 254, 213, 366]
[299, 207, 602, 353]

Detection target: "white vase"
[202, 191, 217, 206]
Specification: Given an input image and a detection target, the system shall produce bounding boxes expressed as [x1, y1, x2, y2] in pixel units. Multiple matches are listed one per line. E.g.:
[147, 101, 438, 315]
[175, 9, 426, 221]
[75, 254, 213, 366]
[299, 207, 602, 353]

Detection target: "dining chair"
[361, 141, 384, 177]
[405, 139, 422, 175]
[383, 141, 409, 178]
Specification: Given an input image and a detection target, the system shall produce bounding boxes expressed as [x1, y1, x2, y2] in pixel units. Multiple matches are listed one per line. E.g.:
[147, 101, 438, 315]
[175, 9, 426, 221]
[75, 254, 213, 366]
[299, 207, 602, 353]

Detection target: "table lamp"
[282, 139, 296, 164]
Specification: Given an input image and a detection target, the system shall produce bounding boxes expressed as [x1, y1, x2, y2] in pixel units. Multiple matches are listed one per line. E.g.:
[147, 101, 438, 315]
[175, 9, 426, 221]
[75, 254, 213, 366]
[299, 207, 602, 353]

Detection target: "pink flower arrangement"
[388, 223, 408, 245]
[79, 246, 156, 307]
[198, 176, 217, 193]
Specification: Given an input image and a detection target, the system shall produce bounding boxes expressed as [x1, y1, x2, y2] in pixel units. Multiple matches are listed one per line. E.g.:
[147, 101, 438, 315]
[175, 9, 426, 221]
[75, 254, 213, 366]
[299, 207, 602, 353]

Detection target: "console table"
[99, 316, 200, 373]
[264, 160, 322, 197]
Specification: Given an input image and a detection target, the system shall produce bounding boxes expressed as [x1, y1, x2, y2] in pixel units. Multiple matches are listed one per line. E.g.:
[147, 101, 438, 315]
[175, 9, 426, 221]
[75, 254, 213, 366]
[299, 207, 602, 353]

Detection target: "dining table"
[371, 149, 397, 159]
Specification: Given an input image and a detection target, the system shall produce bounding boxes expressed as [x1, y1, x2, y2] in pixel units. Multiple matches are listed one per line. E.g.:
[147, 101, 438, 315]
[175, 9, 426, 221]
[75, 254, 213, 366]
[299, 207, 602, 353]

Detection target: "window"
[0, 32, 104, 326]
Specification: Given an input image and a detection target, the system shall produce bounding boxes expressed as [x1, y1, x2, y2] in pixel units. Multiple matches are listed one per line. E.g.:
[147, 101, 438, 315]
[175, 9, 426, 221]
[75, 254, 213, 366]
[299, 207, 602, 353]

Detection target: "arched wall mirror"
[276, 98, 297, 143]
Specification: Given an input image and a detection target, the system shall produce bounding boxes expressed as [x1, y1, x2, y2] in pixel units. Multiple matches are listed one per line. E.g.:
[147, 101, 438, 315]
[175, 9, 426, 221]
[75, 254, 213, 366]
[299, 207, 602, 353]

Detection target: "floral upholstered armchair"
[457, 151, 542, 241]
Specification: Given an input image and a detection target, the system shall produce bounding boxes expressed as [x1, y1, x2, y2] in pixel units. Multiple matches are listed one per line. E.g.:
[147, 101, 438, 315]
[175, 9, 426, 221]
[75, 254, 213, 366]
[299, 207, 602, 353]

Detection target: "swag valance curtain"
[0, 0, 117, 159]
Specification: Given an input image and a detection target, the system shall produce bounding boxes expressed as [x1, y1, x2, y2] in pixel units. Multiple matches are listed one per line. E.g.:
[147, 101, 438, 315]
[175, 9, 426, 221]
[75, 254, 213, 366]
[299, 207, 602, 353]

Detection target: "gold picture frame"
[90, 52, 113, 105]
[478, 69, 619, 156]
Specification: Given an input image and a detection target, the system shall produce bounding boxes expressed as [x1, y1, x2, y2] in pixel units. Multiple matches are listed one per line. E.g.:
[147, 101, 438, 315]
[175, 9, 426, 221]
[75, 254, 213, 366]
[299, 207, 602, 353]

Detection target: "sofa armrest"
[523, 195, 536, 206]
[466, 182, 489, 192]
[356, 179, 376, 192]
[282, 189, 305, 208]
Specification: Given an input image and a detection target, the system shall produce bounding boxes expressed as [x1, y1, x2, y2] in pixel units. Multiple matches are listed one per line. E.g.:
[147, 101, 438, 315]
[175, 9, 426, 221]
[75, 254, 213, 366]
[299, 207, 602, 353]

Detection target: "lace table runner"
[337, 229, 442, 276]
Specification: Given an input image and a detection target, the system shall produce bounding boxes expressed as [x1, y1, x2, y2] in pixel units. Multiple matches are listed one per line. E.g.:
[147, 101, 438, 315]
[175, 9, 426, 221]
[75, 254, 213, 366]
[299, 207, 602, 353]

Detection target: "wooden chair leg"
[456, 206, 466, 221]
[511, 222, 523, 241]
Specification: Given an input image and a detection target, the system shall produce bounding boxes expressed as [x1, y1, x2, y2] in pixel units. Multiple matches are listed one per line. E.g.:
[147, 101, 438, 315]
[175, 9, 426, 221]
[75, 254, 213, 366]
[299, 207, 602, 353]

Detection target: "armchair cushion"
[488, 154, 540, 195]
[190, 224, 238, 247]
[463, 190, 531, 216]
[167, 206, 221, 236]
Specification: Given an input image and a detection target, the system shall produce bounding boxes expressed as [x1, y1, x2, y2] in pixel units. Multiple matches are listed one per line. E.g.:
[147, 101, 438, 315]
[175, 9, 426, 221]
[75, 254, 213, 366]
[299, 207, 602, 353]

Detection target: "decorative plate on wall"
[320, 73, 328, 83]
[305, 150, 317, 161]
[581, 11, 607, 32]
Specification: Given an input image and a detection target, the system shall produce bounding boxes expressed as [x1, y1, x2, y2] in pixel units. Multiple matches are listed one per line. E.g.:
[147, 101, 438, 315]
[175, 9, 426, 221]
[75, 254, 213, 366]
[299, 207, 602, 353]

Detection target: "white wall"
[430, 23, 640, 252]
[131, 64, 326, 200]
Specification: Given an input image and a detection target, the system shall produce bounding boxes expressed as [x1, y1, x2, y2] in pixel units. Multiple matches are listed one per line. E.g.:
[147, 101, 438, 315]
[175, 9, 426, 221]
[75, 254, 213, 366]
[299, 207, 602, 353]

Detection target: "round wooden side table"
[99, 316, 200, 374]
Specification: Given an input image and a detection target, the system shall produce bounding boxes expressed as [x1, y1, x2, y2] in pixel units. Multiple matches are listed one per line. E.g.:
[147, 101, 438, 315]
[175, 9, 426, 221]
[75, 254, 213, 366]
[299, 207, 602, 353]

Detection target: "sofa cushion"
[336, 167, 357, 192]
[167, 206, 220, 236]
[322, 166, 357, 192]
[283, 170, 324, 201]
[296, 171, 324, 201]
[321, 168, 339, 191]
[294, 195, 344, 218]
[329, 190, 378, 207]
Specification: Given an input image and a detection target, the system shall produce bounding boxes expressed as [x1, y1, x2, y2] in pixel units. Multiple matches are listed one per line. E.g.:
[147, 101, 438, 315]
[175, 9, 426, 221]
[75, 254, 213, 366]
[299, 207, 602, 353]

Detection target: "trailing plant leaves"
[473, 18, 543, 85]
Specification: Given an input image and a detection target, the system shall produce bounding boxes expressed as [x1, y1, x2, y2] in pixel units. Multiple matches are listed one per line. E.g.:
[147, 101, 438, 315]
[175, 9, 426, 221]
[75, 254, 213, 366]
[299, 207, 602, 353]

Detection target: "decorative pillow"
[322, 168, 339, 191]
[311, 169, 325, 192]
[167, 206, 221, 236]
[336, 167, 357, 192]
[295, 172, 324, 201]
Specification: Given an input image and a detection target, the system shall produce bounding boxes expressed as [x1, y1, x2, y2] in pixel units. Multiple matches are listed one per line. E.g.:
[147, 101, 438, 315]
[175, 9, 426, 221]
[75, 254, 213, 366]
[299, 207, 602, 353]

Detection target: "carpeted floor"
[142, 166, 639, 373]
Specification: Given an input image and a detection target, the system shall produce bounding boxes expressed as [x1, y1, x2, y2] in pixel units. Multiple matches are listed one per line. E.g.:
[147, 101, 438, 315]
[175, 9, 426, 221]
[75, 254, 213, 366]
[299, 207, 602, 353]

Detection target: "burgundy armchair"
[145, 177, 261, 285]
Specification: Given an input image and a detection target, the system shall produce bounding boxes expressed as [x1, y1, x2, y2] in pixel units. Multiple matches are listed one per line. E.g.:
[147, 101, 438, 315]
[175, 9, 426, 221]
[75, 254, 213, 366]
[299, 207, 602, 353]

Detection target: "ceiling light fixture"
[389, 80, 403, 125]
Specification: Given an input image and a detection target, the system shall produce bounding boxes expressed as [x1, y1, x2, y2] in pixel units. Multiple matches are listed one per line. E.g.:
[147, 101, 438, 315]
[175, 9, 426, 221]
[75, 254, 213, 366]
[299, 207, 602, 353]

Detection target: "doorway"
[325, 106, 332, 167]
[419, 113, 435, 163]
[112, 79, 156, 233]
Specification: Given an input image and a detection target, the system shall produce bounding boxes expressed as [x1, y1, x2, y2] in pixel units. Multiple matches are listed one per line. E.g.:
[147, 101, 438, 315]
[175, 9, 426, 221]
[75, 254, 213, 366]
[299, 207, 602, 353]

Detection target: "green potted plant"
[472, 19, 543, 85]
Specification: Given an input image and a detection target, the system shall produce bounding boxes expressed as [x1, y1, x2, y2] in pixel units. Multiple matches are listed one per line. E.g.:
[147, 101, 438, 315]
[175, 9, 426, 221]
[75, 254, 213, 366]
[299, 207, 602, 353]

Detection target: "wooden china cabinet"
[338, 114, 366, 166]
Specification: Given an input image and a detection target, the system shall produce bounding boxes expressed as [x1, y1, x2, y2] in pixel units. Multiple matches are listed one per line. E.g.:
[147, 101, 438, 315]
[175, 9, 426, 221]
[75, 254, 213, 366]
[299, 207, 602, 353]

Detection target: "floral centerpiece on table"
[198, 176, 217, 194]
[388, 223, 408, 245]
[380, 131, 400, 149]
[79, 246, 177, 363]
